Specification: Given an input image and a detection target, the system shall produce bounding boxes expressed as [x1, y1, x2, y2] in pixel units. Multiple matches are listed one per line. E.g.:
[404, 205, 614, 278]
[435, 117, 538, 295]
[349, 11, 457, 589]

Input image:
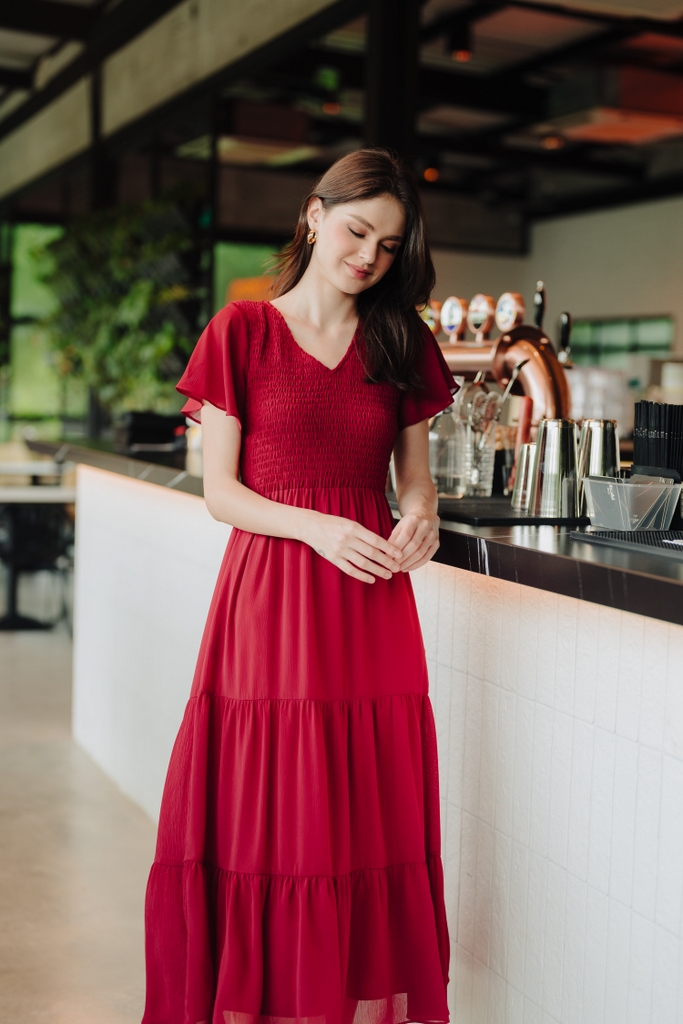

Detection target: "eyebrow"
[349, 213, 403, 243]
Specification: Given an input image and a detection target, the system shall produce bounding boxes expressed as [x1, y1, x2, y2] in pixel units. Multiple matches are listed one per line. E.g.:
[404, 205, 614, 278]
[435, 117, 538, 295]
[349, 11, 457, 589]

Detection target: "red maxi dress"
[142, 299, 458, 1024]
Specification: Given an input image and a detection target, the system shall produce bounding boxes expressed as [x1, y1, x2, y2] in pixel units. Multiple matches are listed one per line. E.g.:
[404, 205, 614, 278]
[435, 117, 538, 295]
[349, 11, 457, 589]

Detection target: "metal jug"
[529, 419, 578, 518]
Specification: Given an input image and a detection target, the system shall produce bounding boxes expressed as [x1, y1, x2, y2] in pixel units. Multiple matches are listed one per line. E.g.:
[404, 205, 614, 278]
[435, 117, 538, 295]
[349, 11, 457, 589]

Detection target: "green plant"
[37, 189, 205, 414]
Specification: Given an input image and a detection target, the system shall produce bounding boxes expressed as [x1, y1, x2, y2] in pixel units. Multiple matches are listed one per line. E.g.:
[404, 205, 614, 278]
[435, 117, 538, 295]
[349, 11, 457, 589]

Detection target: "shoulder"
[208, 300, 252, 331]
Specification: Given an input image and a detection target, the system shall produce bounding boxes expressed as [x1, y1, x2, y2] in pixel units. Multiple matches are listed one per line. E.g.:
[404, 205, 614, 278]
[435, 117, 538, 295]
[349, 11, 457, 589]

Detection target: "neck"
[282, 254, 358, 330]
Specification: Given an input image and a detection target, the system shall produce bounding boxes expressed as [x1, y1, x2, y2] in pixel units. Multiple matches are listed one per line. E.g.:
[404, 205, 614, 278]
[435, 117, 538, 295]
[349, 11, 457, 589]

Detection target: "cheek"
[325, 221, 354, 258]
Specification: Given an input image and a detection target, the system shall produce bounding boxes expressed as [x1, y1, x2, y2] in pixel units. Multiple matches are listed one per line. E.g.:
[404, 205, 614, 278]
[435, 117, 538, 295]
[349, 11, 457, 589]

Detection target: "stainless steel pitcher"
[510, 442, 536, 511]
[577, 418, 620, 513]
[529, 418, 578, 518]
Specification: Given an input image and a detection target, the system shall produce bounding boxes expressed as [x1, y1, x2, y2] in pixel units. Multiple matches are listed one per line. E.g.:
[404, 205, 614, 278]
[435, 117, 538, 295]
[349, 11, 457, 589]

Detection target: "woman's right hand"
[305, 513, 403, 584]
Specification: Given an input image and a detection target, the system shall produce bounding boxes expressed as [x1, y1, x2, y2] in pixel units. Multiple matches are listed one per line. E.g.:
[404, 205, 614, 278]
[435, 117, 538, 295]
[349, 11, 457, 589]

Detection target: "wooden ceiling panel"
[521, 0, 683, 20]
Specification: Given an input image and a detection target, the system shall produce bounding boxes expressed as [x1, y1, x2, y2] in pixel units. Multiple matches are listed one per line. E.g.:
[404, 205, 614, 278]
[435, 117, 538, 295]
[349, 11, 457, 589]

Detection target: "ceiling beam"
[420, 1, 509, 44]
[0, 0, 188, 144]
[365, 0, 420, 157]
[0, 67, 32, 90]
[0, 0, 98, 41]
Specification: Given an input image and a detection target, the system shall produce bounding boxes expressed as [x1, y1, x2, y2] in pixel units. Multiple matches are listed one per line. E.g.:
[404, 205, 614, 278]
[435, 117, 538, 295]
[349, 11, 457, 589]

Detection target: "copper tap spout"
[440, 325, 571, 423]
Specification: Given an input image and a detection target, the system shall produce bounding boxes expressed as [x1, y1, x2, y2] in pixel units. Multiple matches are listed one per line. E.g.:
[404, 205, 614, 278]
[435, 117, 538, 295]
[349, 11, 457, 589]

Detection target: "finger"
[338, 558, 376, 584]
[355, 524, 403, 560]
[390, 520, 417, 546]
[400, 537, 433, 569]
[398, 530, 430, 563]
[347, 550, 394, 580]
[352, 539, 401, 573]
[400, 555, 430, 573]
[401, 541, 438, 572]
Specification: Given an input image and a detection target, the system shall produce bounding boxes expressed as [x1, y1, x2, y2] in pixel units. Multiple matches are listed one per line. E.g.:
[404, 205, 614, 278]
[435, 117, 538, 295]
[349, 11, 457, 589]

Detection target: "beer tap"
[557, 312, 573, 366]
[533, 280, 546, 330]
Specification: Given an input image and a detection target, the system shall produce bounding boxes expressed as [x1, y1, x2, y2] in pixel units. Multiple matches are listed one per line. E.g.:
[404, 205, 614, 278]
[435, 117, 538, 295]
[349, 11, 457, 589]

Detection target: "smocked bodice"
[176, 298, 457, 503]
[241, 302, 399, 496]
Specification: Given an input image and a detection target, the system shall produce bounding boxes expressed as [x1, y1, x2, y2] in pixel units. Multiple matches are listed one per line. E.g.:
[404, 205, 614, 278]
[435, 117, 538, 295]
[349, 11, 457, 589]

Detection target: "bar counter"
[27, 438, 683, 1023]
[28, 439, 683, 627]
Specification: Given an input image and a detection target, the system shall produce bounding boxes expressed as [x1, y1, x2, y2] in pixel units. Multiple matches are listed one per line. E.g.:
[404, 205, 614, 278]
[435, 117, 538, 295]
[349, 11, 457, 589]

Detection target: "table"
[0, 461, 66, 477]
[0, 486, 76, 503]
[0, 486, 76, 630]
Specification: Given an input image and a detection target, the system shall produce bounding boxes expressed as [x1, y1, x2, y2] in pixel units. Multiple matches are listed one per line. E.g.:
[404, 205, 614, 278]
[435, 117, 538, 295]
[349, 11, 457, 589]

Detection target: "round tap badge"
[440, 296, 468, 340]
[495, 292, 525, 334]
[467, 294, 495, 338]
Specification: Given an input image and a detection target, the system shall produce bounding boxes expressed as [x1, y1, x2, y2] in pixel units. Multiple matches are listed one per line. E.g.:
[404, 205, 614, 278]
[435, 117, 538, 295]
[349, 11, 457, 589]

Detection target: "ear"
[307, 197, 323, 231]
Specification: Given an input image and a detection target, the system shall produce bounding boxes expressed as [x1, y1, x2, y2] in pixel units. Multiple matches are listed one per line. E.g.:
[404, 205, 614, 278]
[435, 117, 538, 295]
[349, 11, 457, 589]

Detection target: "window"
[571, 316, 674, 367]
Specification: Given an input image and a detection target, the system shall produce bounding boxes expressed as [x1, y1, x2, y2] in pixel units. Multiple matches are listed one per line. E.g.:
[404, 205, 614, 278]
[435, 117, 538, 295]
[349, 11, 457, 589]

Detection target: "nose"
[357, 238, 377, 266]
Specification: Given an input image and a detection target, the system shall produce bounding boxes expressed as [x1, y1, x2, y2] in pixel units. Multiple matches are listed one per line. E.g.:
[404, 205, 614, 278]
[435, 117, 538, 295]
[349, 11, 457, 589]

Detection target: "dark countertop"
[30, 440, 683, 627]
[27, 438, 204, 498]
[433, 519, 683, 626]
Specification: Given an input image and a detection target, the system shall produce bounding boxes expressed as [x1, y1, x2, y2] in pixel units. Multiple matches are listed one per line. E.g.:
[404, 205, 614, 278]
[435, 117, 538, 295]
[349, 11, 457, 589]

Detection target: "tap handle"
[533, 280, 545, 330]
[558, 311, 572, 363]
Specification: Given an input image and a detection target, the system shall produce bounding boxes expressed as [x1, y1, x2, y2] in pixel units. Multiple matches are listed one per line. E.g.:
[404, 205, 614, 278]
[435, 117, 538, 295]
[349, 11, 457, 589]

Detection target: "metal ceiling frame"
[0, 0, 189, 143]
[0, 0, 98, 41]
[3, 0, 683, 224]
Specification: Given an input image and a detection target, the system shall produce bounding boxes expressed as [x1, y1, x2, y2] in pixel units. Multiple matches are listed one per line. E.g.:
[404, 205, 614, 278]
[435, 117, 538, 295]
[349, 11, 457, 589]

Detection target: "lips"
[345, 262, 371, 280]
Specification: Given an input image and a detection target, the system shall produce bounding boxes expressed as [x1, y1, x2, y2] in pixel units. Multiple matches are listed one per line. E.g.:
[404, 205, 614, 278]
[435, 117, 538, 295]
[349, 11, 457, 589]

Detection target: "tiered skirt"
[142, 488, 450, 1024]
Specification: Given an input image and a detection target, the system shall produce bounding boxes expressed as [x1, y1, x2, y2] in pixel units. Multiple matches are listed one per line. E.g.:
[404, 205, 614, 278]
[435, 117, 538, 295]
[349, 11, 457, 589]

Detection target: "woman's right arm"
[200, 401, 403, 584]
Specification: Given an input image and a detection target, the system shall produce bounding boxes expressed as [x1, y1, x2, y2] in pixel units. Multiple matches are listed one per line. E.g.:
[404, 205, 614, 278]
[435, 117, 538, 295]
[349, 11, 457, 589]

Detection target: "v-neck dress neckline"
[266, 300, 359, 374]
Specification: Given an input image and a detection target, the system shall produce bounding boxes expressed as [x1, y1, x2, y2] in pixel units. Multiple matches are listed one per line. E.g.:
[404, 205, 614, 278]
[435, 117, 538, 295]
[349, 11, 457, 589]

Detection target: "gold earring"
[307, 229, 316, 244]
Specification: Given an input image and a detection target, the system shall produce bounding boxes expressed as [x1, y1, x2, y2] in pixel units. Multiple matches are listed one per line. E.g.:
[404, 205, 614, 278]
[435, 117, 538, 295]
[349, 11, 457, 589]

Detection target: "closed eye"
[349, 227, 398, 255]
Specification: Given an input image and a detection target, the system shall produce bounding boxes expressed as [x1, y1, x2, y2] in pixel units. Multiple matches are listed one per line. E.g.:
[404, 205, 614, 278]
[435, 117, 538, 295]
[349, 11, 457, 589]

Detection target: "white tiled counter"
[412, 561, 683, 1024]
[71, 464, 230, 821]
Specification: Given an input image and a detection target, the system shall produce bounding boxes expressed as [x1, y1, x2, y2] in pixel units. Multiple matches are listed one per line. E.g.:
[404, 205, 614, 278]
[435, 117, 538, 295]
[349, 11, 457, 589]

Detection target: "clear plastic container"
[583, 477, 682, 531]
[449, 381, 500, 498]
[428, 405, 459, 495]
[453, 425, 496, 497]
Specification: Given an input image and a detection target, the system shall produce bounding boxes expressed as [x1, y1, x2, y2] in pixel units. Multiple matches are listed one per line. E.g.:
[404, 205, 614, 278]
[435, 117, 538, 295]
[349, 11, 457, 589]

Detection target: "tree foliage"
[38, 190, 205, 413]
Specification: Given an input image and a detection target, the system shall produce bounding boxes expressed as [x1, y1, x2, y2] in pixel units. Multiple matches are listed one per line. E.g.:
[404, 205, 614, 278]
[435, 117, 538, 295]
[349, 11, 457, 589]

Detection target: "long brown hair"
[270, 148, 434, 391]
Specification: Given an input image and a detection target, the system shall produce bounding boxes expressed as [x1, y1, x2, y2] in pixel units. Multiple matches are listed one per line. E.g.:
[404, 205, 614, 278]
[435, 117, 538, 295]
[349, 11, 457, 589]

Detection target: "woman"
[142, 148, 458, 1024]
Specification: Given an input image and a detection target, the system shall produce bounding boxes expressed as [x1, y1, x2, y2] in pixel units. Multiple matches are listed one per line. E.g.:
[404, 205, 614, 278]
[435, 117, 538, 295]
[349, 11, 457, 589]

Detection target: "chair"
[0, 502, 74, 630]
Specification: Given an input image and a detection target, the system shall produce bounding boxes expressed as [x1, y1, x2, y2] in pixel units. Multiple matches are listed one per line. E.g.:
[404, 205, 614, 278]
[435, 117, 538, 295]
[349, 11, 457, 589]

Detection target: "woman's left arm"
[389, 419, 440, 572]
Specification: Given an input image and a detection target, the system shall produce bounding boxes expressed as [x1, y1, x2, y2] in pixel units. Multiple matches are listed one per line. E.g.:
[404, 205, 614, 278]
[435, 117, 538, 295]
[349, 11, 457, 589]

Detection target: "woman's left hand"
[387, 508, 440, 572]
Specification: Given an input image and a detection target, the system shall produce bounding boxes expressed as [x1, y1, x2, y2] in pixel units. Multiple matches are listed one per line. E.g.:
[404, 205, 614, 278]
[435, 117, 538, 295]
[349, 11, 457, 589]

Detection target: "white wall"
[413, 560, 683, 1024]
[72, 465, 230, 821]
[527, 196, 683, 354]
[433, 192, 683, 356]
[432, 247, 528, 312]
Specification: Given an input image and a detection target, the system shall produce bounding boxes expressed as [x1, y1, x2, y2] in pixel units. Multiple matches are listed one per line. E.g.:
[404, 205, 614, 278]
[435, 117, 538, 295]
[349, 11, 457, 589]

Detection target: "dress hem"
[149, 856, 443, 883]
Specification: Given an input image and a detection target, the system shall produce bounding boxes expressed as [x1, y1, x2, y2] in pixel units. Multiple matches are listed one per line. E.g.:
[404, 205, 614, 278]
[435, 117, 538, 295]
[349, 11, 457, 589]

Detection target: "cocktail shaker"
[510, 442, 536, 511]
[528, 418, 578, 518]
[577, 418, 620, 512]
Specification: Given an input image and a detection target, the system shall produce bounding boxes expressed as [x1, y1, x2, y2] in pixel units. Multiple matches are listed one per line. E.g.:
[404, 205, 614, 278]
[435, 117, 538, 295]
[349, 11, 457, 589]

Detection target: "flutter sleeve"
[397, 323, 460, 430]
[175, 302, 249, 426]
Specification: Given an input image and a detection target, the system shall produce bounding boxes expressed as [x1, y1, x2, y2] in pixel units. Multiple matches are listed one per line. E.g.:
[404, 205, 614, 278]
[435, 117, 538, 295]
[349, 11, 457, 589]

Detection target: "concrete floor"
[0, 571, 156, 1023]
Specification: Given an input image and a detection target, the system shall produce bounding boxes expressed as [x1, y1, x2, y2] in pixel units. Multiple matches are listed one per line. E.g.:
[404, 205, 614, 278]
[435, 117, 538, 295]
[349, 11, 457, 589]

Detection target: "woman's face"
[307, 194, 406, 295]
